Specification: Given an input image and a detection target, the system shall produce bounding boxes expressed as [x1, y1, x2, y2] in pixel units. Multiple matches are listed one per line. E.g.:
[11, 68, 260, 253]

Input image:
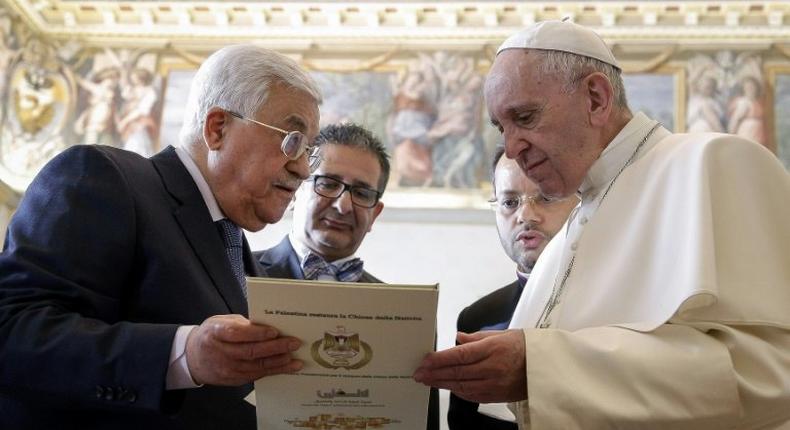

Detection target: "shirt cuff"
[166, 325, 202, 390]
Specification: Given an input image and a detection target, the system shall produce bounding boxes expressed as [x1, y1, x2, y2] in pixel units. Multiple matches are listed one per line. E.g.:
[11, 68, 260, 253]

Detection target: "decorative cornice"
[3, 1, 789, 50]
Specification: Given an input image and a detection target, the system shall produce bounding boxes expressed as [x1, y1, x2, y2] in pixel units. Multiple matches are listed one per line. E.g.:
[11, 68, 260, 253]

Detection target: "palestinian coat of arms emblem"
[311, 326, 372, 370]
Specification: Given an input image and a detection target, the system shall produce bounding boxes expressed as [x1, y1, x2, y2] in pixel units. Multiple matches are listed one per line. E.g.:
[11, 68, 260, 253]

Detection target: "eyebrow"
[489, 100, 544, 128]
[507, 102, 544, 119]
[496, 189, 522, 197]
[322, 173, 375, 190]
[284, 115, 308, 133]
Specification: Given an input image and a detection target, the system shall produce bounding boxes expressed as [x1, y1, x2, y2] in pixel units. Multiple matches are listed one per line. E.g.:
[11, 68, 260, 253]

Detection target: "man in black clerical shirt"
[447, 146, 577, 429]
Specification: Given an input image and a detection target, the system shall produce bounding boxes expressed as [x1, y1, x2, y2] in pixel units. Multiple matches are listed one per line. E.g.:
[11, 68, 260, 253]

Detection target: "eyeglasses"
[309, 175, 382, 208]
[226, 110, 321, 171]
[488, 193, 574, 216]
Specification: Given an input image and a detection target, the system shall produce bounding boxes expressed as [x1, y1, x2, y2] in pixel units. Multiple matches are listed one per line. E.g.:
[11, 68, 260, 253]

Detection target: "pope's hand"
[186, 314, 302, 386]
[413, 329, 527, 403]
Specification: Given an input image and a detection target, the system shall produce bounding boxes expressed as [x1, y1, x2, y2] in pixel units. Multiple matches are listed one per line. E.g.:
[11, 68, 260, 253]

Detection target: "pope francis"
[413, 19, 790, 429]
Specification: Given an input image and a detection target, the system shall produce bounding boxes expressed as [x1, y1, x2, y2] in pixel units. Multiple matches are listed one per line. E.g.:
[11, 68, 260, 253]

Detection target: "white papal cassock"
[508, 112, 790, 429]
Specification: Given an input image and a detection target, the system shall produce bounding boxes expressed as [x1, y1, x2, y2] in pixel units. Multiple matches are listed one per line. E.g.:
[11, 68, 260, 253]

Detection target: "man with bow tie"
[255, 123, 386, 284]
[254, 122, 439, 429]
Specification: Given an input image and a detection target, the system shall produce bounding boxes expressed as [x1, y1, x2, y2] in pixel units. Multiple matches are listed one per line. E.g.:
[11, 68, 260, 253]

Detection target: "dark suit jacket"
[254, 236, 440, 430]
[447, 279, 524, 430]
[0, 145, 261, 430]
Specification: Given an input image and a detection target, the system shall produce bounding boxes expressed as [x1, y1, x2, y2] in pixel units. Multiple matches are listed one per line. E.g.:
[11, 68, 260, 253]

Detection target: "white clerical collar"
[287, 232, 357, 266]
[174, 146, 225, 222]
[579, 112, 656, 198]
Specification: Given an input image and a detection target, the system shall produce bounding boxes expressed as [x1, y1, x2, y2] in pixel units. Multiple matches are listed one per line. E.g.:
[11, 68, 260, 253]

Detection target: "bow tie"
[302, 253, 364, 283]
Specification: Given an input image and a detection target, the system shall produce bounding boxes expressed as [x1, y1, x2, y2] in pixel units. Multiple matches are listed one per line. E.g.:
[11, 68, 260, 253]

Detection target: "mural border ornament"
[767, 64, 790, 170]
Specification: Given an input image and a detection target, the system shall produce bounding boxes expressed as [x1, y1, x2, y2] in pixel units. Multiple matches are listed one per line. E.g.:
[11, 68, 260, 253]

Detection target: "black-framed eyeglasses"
[226, 110, 321, 171]
[309, 175, 382, 208]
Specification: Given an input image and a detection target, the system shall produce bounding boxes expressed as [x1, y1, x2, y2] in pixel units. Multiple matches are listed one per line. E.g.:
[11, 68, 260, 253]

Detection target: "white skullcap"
[497, 19, 620, 70]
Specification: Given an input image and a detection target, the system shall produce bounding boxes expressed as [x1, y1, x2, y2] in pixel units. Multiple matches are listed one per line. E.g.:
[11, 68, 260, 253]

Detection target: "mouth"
[523, 156, 548, 177]
[513, 147, 547, 173]
[516, 230, 546, 250]
[321, 216, 353, 230]
[273, 181, 299, 195]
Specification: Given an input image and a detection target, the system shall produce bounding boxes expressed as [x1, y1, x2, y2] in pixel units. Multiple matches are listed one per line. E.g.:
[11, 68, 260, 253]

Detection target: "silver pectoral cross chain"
[535, 122, 661, 329]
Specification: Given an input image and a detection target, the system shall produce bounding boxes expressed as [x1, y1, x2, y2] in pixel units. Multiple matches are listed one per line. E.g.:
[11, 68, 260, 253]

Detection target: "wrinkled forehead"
[484, 50, 538, 100]
[494, 156, 540, 194]
[271, 93, 321, 139]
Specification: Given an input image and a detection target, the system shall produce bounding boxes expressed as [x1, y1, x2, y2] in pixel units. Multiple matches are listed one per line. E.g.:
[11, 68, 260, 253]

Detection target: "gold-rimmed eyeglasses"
[226, 110, 321, 171]
[488, 193, 575, 216]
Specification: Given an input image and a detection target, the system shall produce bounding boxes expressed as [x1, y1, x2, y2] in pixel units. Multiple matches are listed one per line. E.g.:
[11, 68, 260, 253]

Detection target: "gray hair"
[533, 50, 629, 110]
[179, 44, 322, 146]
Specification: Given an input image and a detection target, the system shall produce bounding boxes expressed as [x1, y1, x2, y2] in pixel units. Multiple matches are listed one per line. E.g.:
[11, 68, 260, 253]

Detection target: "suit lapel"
[243, 238, 262, 278]
[258, 237, 304, 280]
[151, 146, 247, 315]
[358, 271, 382, 284]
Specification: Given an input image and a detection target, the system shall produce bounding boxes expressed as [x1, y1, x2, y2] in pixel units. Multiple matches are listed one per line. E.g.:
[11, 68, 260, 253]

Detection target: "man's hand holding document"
[246, 277, 438, 430]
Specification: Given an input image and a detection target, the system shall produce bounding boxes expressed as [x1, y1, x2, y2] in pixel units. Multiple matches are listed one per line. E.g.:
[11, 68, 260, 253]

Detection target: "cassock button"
[580, 216, 588, 225]
[123, 390, 137, 403]
[571, 242, 578, 251]
[104, 386, 115, 401]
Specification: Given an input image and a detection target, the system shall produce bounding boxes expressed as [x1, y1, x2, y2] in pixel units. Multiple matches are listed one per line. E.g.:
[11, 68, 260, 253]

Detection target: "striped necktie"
[215, 219, 246, 297]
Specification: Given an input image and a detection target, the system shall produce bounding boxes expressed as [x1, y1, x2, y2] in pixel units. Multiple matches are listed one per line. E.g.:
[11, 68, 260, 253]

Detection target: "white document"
[478, 402, 517, 422]
[247, 277, 439, 430]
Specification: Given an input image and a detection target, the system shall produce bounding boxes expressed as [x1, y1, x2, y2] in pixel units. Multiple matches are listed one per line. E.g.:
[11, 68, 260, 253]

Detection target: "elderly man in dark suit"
[255, 123, 439, 430]
[0, 44, 321, 430]
[447, 146, 577, 429]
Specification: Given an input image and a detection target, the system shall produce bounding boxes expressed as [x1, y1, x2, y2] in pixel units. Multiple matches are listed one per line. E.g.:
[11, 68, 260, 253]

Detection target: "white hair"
[534, 50, 629, 110]
[178, 44, 322, 146]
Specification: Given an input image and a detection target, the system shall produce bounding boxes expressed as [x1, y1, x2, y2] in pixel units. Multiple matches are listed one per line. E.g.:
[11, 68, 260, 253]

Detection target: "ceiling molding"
[3, 1, 790, 50]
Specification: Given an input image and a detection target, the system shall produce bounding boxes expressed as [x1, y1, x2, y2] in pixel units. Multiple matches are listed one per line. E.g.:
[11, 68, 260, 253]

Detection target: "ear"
[203, 107, 231, 150]
[366, 201, 385, 233]
[582, 72, 615, 128]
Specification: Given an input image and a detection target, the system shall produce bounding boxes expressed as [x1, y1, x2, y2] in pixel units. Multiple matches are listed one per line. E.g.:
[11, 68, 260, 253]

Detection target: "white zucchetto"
[497, 19, 620, 70]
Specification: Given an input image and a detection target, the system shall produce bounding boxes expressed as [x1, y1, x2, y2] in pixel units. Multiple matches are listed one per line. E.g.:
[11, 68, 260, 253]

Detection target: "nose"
[332, 189, 354, 214]
[516, 198, 542, 225]
[286, 154, 310, 181]
[503, 129, 528, 160]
